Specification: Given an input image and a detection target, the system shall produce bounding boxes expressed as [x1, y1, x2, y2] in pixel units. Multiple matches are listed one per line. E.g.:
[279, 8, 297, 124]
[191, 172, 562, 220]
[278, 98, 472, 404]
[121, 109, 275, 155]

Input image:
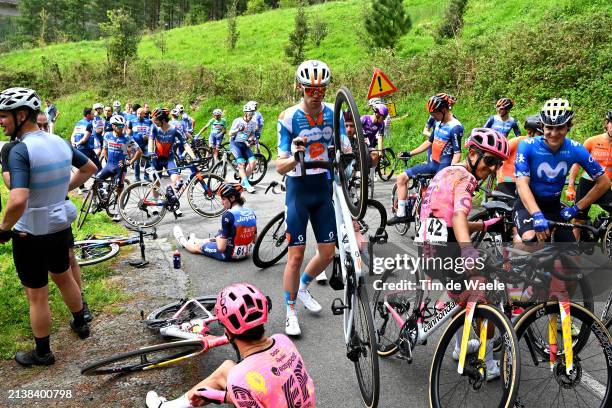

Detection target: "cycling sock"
[299, 272, 314, 291]
[397, 200, 407, 217]
[285, 291, 296, 313]
[34, 335, 51, 356]
[72, 308, 86, 327]
[160, 393, 190, 408]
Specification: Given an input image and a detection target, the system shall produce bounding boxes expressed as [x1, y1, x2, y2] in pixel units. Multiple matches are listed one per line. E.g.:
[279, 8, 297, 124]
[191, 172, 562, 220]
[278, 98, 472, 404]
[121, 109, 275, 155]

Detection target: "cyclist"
[170, 108, 188, 160]
[143, 103, 151, 119]
[495, 115, 543, 197]
[368, 97, 392, 138]
[102, 106, 114, 134]
[124, 102, 137, 123]
[200, 108, 227, 159]
[71, 108, 101, 190]
[145, 282, 315, 408]
[483, 97, 521, 138]
[251, 100, 264, 141]
[173, 183, 257, 261]
[277, 59, 336, 336]
[176, 104, 195, 139]
[112, 100, 122, 116]
[388, 94, 464, 225]
[514, 98, 610, 243]
[229, 103, 258, 193]
[566, 109, 612, 239]
[419, 127, 508, 379]
[129, 107, 153, 182]
[422, 93, 457, 138]
[43, 99, 60, 135]
[361, 103, 388, 171]
[92, 103, 105, 156]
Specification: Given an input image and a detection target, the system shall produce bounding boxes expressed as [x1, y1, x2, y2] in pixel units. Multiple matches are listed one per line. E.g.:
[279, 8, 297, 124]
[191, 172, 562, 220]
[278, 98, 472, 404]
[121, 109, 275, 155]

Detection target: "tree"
[99, 9, 142, 79]
[284, 0, 309, 65]
[436, 0, 468, 40]
[246, 0, 268, 14]
[364, 0, 411, 49]
[311, 15, 328, 47]
[226, 0, 239, 50]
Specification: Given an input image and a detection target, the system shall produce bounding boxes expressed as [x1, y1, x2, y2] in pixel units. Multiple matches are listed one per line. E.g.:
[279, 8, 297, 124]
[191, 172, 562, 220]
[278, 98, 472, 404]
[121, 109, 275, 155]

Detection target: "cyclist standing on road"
[173, 183, 257, 261]
[123, 102, 137, 123]
[176, 104, 195, 140]
[200, 108, 227, 159]
[422, 93, 457, 138]
[112, 100, 122, 117]
[251, 100, 264, 141]
[92, 103, 105, 157]
[277, 59, 336, 336]
[361, 103, 388, 171]
[170, 108, 187, 160]
[43, 98, 60, 135]
[388, 94, 464, 225]
[129, 107, 153, 182]
[0, 87, 98, 367]
[102, 105, 114, 134]
[483, 97, 521, 138]
[229, 103, 258, 194]
[145, 283, 315, 408]
[71, 108, 101, 193]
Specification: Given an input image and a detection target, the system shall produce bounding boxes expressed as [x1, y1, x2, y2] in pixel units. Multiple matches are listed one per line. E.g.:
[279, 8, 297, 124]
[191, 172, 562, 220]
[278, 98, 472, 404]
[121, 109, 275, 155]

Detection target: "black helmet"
[540, 98, 574, 127]
[426, 95, 449, 113]
[606, 110, 612, 122]
[217, 183, 243, 199]
[524, 115, 543, 134]
[151, 107, 170, 121]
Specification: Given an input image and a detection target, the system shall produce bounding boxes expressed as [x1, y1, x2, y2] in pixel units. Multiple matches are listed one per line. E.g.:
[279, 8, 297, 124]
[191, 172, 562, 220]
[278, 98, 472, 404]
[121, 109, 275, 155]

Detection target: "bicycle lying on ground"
[73, 227, 157, 267]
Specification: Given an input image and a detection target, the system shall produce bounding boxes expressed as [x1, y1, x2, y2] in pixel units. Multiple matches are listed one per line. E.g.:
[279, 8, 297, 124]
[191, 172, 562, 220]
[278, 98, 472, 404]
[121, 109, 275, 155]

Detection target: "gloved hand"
[458, 275, 488, 305]
[118, 160, 125, 168]
[565, 186, 576, 201]
[398, 151, 412, 159]
[560, 204, 580, 221]
[0, 228, 12, 244]
[482, 216, 503, 232]
[531, 211, 549, 232]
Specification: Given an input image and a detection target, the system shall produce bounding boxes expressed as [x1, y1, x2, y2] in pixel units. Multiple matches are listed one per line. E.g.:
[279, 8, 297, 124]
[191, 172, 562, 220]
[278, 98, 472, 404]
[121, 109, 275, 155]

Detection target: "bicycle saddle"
[489, 190, 515, 202]
[483, 200, 513, 214]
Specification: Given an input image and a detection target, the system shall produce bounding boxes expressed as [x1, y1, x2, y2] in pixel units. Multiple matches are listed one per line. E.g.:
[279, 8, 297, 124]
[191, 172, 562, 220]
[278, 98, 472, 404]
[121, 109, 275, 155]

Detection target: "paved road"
[145, 163, 437, 408]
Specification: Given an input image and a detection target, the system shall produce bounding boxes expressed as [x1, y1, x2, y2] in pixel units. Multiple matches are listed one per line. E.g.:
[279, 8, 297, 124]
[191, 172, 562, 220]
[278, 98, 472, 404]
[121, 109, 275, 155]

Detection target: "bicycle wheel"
[376, 148, 395, 181]
[187, 173, 225, 218]
[80, 339, 203, 376]
[118, 181, 167, 228]
[76, 189, 94, 230]
[430, 304, 520, 408]
[350, 283, 380, 408]
[513, 302, 612, 407]
[334, 86, 368, 219]
[73, 240, 120, 266]
[252, 212, 287, 269]
[144, 296, 224, 337]
[248, 153, 267, 185]
[602, 290, 612, 330]
[359, 199, 387, 237]
[211, 160, 228, 180]
[105, 179, 130, 218]
[255, 141, 271, 163]
[391, 184, 409, 235]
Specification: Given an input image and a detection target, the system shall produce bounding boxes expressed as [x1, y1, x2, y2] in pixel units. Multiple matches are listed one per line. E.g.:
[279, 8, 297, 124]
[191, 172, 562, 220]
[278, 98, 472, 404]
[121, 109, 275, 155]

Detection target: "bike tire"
[376, 148, 395, 181]
[429, 304, 521, 408]
[80, 339, 203, 376]
[146, 295, 218, 323]
[118, 181, 167, 228]
[334, 86, 368, 219]
[248, 153, 267, 185]
[77, 189, 94, 230]
[73, 240, 121, 266]
[252, 212, 287, 269]
[359, 199, 387, 238]
[390, 184, 409, 235]
[144, 295, 223, 338]
[211, 160, 228, 180]
[187, 172, 225, 218]
[105, 179, 130, 218]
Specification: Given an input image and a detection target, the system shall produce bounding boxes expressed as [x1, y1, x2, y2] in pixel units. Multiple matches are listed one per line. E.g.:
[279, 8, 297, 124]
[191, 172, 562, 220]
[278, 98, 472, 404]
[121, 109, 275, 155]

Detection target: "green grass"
[0, 184, 127, 359]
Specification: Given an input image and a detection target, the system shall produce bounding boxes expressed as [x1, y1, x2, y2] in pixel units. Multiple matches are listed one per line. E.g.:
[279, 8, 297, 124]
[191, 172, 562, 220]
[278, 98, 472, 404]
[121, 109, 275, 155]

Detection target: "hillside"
[0, 0, 610, 151]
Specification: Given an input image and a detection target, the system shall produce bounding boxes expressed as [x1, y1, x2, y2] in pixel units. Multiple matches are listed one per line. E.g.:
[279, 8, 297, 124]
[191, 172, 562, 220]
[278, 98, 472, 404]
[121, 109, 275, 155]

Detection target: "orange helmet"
[426, 95, 449, 113]
[496, 97, 514, 110]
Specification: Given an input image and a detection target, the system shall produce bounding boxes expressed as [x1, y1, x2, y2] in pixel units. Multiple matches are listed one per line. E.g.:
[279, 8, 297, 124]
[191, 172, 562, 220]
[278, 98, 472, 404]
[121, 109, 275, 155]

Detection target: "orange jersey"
[582, 134, 612, 180]
[497, 136, 526, 182]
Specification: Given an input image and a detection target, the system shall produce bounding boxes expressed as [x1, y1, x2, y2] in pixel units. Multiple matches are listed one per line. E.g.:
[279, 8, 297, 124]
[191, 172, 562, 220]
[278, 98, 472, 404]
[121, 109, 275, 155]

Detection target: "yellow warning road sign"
[367, 68, 398, 100]
[386, 102, 397, 118]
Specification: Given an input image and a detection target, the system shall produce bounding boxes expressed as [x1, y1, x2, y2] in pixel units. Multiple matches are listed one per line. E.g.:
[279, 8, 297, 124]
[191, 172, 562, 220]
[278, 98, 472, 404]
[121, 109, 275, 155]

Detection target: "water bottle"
[173, 250, 181, 269]
[166, 185, 175, 199]
[176, 180, 184, 193]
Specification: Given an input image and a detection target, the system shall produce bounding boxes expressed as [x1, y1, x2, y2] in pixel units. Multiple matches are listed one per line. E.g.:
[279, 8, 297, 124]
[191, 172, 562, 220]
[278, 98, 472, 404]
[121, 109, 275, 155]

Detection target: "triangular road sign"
[367, 68, 398, 99]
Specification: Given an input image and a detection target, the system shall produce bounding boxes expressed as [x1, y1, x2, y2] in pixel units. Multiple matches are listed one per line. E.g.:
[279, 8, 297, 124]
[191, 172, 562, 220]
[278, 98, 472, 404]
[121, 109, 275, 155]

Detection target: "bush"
[247, 0, 269, 14]
[284, 1, 309, 65]
[226, 0, 239, 51]
[364, 0, 411, 49]
[311, 15, 328, 47]
[99, 9, 142, 79]
[436, 0, 468, 41]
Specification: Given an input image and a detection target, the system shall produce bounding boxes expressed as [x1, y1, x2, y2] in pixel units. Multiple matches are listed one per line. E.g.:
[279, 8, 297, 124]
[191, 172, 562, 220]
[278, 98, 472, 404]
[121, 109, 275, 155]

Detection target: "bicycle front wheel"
[359, 199, 387, 237]
[248, 153, 267, 185]
[80, 339, 203, 376]
[391, 184, 409, 235]
[187, 173, 225, 217]
[118, 181, 167, 228]
[77, 189, 94, 230]
[429, 304, 520, 408]
[252, 212, 287, 269]
[254, 141, 271, 162]
[73, 240, 120, 266]
[377, 148, 395, 181]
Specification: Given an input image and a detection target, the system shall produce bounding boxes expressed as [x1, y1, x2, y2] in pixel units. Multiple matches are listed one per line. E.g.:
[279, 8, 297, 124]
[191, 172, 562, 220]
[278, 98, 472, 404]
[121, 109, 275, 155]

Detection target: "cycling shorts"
[97, 164, 126, 188]
[12, 227, 71, 288]
[68, 227, 75, 248]
[496, 182, 517, 197]
[152, 156, 179, 176]
[405, 160, 440, 178]
[230, 141, 255, 164]
[285, 173, 337, 247]
[513, 198, 576, 242]
[209, 134, 223, 148]
[574, 178, 612, 220]
[200, 241, 234, 261]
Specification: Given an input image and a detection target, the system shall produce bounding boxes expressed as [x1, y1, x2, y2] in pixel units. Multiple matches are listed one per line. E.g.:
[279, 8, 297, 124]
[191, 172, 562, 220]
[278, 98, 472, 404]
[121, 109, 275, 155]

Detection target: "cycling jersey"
[483, 115, 521, 137]
[219, 207, 257, 259]
[428, 118, 463, 165]
[103, 132, 138, 166]
[92, 114, 105, 140]
[169, 119, 185, 135]
[129, 117, 153, 148]
[230, 117, 257, 144]
[496, 136, 526, 183]
[123, 112, 137, 123]
[73, 118, 95, 151]
[103, 116, 114, 133]
[206, 118, 227, 138]
[253, 111, 264, 138]
[277, 103, 337, 177]
[149, 125, 185, 159]
[360, 115, 384, 148]
[581, 134, 612, 180]
[227, 334, 315, 408]
[515, 136, 604, 199]
[181, 113, 194, 135]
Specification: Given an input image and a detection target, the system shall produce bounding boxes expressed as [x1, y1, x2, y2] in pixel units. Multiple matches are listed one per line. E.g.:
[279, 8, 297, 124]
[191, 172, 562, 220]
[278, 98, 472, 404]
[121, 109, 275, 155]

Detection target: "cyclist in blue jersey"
[199, 108, 227, 159]
[388, 94, 464, 225]
[123, 102, 137, 123]
[102, 106, 114, 134]
[422, 93, 457, 137]
[229, 103, 258, 194]
[361, 103, 388, 170]
[129, 107, 153, 182]
[71, 108, 101, 190]
[250, 100, 264, 140]
[170, 108, 187, 160]
[112, 100, 122, 117]
[173, 183, 257, 262]
[277, 59, 336, 336]
[514, 98, 611, 242]
[176, 104, 195, 139]
[483, 97, 521, 138]
[92, 103, 105, 157]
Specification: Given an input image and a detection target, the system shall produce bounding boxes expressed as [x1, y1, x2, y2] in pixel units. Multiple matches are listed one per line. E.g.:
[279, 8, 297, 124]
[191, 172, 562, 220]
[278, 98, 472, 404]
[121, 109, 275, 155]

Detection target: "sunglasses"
[304, 87, 327, 96]
[114, 124, 125, 129]
[481, 154, 504, 168]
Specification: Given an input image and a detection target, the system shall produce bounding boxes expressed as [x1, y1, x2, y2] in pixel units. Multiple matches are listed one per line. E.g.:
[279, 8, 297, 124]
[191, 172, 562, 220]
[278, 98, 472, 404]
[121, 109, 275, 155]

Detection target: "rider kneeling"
[173, 183, 257, 261]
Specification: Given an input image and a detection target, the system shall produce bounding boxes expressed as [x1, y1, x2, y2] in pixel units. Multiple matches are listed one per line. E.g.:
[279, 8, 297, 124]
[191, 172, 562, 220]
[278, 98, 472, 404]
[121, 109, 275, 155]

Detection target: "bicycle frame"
[158, 298, 219, 341]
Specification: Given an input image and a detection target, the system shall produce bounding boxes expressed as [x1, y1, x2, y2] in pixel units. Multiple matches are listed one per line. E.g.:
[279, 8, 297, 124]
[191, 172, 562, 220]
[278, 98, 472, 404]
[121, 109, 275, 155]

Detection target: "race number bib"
[232, 243, 253, 259]
[415, 217, 448, 244]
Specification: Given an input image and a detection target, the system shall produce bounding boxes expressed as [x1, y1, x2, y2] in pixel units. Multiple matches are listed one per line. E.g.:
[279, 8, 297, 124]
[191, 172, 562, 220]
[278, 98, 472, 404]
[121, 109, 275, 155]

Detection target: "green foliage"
[284, 1, 309, 65]
[436, 0, 468, 41]
[99, 9, 142, 76]
[247, 0, 269, 14]
[153, 31, 168, 56]
[364, 0, 412, 49]
[279, 0, 299, 7]
[311, 15, 328, 47]
[226, 0, 240, 51]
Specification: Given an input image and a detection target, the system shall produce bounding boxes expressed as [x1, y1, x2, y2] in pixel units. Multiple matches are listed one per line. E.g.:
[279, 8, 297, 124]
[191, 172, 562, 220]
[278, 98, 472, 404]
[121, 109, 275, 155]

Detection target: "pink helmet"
[465, 128, 509, 160]
[214, 283, 268, 335]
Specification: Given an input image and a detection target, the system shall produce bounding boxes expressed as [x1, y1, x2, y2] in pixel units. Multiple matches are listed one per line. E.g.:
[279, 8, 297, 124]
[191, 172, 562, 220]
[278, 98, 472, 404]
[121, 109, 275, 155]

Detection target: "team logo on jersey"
[524, 138, 536, 144]
[537, 161, 567, 178]
[309, 142, 326, 158]
[245, 371, 268, 394]
[517, 154, 526, 163]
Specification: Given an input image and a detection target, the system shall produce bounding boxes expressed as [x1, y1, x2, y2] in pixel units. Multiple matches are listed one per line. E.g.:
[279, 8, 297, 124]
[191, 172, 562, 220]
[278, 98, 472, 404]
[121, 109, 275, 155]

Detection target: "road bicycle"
[118, 158, 226, 228]
[76, 173, 130, 230]
[390, 163, 434, 237]
[211, 144, 267, 186]
[373, 147, 396, 181]
[73, 227, 157, 267]
[221, 138, 272, 163]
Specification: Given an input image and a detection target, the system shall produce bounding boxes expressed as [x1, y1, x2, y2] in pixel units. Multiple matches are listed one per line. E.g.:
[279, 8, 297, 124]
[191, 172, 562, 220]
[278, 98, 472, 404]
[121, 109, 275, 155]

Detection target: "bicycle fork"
[548, 300, 574, 375]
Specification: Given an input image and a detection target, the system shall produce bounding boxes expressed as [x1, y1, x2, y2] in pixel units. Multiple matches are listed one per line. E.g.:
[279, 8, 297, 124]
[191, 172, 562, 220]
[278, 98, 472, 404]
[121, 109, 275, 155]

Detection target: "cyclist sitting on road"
[495, 114, 543, 197]
[128, 107, 154, 182]
[514, 98, 610, 243]
[229, 103, 258, 194]
[388, 94, 464, 225]
[419, 128, 509, 380]
[483, 97, 521, 138]
[173, 183, 257, 262]
[566, 109, 612, 240]
[199, 108, 227, 159]
[361, 103, 388, 171]
[422, 93, 457, 138]
[145, 283, 315, 408]
[277, 59, 336, 336]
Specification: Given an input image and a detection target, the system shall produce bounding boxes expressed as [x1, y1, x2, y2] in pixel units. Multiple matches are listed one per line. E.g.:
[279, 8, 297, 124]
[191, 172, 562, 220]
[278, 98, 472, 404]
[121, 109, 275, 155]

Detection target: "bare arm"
[69, 160, 97, 191]
[215, 236, 228, 252]
[567, 163, 580, 189]
[451, 151, 461, 164]
[276, 156, 298, 175]
[409, 140, 432, 156]
[576, 174, 611, 210]
[516, 176, 540, 214]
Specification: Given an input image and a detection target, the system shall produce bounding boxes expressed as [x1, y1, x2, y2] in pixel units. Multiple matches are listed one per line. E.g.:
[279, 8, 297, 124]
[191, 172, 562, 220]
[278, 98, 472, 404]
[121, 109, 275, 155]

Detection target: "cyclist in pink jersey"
[145, 283, 315, 408]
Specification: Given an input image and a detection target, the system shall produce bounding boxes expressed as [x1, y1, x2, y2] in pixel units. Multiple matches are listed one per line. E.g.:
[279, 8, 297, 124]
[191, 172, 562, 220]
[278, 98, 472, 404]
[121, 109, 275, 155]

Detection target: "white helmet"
[213, 108, 223, 116]
[175, 104, 184, 113]
[243, 103, 255, 113]
[93, 102, 103, 110]
[110, 115, 126, 126]
[368, 97, 383, 106]
[171, 108, 180, 116]
[295, 60, 331, 87]
[248, 100, 258, 109]
[0, 87, 42, 111]
[113, 100, 121, 108]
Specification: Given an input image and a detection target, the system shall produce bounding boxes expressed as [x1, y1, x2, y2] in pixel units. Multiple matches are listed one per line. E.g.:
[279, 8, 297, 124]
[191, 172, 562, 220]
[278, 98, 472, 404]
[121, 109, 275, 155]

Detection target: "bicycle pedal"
[331, 298, 347, 315]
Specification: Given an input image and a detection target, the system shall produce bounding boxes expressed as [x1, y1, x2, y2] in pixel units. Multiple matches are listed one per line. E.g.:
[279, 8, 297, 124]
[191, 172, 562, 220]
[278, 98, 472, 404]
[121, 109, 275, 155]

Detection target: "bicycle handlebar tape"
[205, 335, 230, 349]
[196, 387, 226, 404]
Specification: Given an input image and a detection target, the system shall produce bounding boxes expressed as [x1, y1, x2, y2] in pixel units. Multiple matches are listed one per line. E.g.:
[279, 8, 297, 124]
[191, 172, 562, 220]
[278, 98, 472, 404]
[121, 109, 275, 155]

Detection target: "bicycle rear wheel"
[211, 160, 228, 180]
[144, 295, 223, 337]
[252, 212, 287, 269]
[359, 199, 387, 237]
[77, 189, 95, 230]
[376, 148, 395, 181]
[80, 339, 203, 376]
[254, 141, 271, 163]
[248, 153, 267, 185]
[73, 240, 120, 266]
[118, 181, 167, 228]
[187, 173, 225, 217]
